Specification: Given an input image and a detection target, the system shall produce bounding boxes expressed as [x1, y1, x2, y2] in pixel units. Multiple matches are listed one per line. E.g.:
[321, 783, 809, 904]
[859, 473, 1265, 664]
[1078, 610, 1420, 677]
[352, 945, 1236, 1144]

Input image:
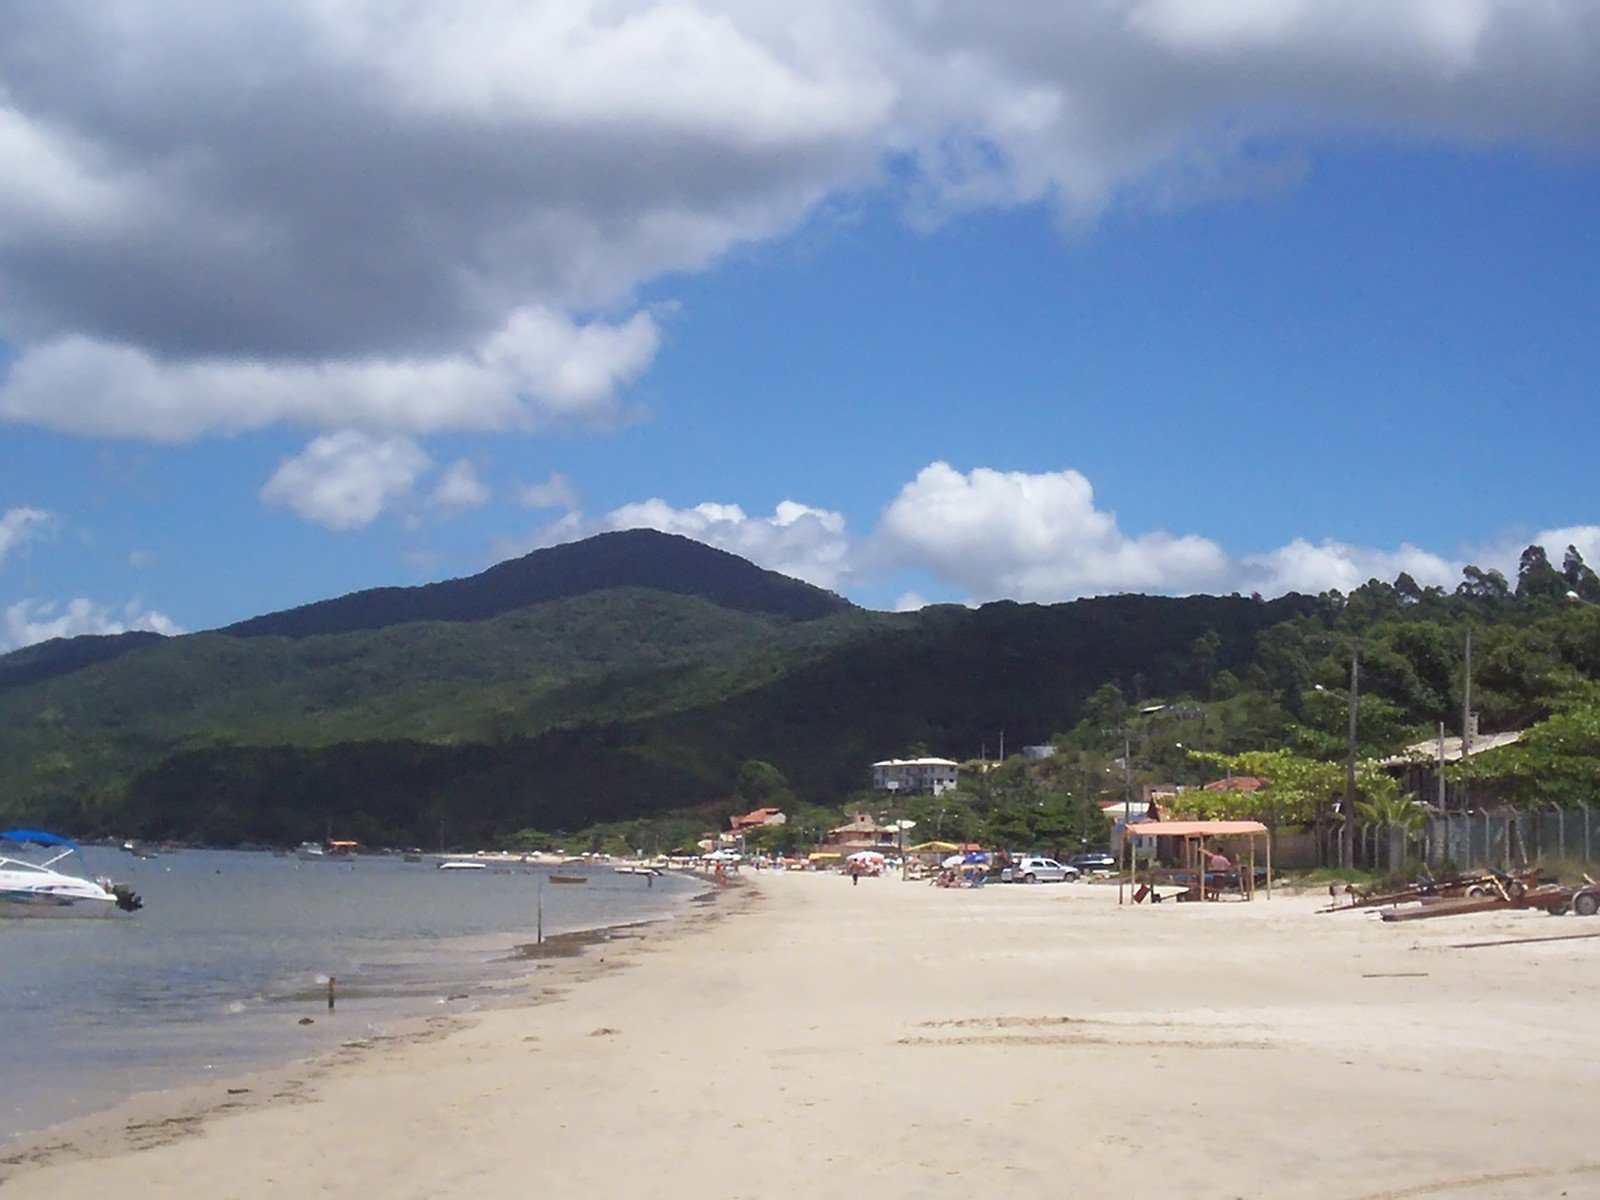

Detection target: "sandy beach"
[5, 871, 1598, 1200]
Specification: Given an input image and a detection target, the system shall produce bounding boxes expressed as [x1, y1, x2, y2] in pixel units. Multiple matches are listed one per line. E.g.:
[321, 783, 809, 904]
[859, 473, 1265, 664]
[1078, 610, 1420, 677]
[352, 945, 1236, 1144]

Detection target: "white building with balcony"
[872, 757, 960, 796]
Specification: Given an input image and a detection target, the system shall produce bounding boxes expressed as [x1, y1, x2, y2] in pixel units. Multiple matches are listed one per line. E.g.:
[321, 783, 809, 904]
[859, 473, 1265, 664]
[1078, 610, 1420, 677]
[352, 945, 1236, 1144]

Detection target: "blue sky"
[2, 3, 1598, 646]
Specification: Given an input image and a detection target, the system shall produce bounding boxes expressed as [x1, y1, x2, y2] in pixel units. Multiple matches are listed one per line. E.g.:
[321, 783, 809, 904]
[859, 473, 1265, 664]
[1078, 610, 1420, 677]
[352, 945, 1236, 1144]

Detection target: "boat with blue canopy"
[0, 830, 143, 918]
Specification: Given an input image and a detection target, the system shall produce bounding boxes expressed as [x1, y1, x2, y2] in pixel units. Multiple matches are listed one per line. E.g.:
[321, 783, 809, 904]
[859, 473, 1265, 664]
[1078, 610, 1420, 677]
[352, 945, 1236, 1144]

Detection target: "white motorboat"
[0, 830, 142, 918]
[437, 859, 488, 870]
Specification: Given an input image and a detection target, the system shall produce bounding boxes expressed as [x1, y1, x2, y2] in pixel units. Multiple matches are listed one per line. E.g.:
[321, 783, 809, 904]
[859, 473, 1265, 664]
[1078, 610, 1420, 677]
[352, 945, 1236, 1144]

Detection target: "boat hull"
[0, 890, 121, 918]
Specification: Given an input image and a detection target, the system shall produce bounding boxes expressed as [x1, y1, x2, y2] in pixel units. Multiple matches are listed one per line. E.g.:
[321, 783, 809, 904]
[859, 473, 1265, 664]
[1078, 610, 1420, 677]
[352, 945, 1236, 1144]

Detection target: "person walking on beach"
[849, 863, 861, 886]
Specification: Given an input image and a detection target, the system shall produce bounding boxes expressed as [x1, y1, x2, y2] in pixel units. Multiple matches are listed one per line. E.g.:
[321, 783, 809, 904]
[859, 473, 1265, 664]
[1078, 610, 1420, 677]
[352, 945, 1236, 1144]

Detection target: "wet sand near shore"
[5, 871, 1598, 1200]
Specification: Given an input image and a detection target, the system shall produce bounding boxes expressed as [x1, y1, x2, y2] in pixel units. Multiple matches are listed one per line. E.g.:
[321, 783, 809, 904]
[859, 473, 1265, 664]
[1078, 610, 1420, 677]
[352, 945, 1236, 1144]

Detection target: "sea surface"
[0, 847, 704, 1146]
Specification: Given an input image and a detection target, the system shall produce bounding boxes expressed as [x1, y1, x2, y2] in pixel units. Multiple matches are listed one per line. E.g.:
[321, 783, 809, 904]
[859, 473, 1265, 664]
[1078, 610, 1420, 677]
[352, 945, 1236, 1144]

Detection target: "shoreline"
[7, 872, 1599, 1198]
[0, 869, 726, 1173]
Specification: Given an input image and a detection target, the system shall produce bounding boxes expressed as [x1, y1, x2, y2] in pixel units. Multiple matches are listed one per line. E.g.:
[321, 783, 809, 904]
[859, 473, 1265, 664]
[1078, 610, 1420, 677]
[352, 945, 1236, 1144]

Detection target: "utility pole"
[1460, 628, 1473, 810]
[1123, 729, 1133, 816]
[1312, 632, 1371, 870]
[1344, 649, 1359, 870]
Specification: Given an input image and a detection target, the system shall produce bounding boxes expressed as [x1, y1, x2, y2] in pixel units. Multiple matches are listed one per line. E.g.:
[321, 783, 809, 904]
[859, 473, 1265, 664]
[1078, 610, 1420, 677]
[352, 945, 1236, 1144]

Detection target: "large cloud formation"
[873, 463, 1230, 600]
[521, 463, 1600, 607]
[2, 2, 1598, 440]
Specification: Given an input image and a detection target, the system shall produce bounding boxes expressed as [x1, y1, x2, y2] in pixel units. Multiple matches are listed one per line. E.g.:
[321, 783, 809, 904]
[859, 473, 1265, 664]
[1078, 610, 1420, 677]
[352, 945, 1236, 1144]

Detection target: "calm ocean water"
[0, 848, 704, 1145]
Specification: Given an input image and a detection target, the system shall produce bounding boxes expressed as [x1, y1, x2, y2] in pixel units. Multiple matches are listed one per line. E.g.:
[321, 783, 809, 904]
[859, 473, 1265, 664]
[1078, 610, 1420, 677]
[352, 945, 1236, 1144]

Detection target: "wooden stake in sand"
[1449, 929, 1600, 951]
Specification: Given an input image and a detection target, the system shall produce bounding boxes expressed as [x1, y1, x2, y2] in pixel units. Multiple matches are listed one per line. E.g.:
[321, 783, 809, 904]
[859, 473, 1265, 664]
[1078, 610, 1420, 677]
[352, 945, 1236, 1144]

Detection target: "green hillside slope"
[81, 593, 1323, 846]
[0, 588, 878, 804]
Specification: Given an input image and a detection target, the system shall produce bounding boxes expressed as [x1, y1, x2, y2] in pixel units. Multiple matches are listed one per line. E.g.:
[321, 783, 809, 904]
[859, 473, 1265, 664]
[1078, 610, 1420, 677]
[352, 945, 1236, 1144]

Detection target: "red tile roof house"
[718, 807, 788, 848]
[729, 807, 787, 832]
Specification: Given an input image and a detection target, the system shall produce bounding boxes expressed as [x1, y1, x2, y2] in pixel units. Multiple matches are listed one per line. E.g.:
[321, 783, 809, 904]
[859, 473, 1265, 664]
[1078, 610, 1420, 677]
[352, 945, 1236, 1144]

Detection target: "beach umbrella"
[941, 854, 965, 868]
[962, 851, 989, 864]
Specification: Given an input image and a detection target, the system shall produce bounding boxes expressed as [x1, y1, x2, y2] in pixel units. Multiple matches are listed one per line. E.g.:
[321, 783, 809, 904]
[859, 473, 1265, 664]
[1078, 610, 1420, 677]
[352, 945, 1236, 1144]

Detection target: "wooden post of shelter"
[1118, 829, 1126, 906]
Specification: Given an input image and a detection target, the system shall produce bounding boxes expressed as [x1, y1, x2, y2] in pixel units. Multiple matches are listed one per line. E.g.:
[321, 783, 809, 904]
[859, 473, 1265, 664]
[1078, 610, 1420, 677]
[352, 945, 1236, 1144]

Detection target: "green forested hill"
[3, 531, 1598, 848]
[221, 527, 853, 637]
[0, 584, 1321, 843]
[0, 588, 880, 797]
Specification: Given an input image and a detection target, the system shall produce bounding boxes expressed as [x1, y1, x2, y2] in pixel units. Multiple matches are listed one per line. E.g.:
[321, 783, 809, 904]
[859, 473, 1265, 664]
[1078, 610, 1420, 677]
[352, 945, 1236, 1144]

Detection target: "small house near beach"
[825, 813, 902, 854]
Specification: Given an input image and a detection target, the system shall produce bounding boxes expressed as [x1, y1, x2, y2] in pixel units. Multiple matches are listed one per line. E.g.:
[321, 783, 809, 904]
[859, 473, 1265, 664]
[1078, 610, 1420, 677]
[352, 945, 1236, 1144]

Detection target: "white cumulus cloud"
[429, 460, 491, 515]
[873, 462, 1230, 601]
[0, 507, 51, 565]
[261, 432, 433, 531]
[0, 308, 660, 442]
[1239, 538, 1463, 597]
[520, 472, 580, 512]
[1530, 525, 1600, 571]
[2, 598, 181, 651]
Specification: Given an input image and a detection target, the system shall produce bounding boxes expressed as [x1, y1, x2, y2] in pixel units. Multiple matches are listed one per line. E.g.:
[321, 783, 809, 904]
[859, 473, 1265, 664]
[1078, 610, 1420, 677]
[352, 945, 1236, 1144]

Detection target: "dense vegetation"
[2, 530, 1597, 852]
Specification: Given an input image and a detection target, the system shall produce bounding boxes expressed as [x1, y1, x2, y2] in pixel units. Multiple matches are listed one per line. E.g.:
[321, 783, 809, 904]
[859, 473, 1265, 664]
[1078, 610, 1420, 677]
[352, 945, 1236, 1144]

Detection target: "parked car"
[1068, 852, 1118, 874]
[1009, 856, 1080, 883]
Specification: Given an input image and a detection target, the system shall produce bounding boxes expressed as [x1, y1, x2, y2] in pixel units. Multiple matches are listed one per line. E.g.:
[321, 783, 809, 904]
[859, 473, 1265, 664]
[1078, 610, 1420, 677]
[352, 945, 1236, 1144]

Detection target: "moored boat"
[1, 830, 142, 918]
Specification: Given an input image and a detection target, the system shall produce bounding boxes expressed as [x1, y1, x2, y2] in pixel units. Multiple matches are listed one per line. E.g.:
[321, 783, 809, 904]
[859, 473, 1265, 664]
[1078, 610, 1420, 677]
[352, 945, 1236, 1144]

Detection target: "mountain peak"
[220, 528, 854, 638]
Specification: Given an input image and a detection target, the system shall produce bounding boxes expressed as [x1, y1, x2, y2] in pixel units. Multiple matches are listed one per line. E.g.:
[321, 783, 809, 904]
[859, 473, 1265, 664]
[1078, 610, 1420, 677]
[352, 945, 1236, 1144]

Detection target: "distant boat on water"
[547, 874, 587, 884]
[437, 860, 487, 871]
[297, 840, 359, 861]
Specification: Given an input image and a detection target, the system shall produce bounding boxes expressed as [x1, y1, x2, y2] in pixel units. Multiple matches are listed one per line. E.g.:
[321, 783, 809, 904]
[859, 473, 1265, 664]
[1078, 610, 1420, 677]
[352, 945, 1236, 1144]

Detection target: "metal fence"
[1350, 807, 1600, 873]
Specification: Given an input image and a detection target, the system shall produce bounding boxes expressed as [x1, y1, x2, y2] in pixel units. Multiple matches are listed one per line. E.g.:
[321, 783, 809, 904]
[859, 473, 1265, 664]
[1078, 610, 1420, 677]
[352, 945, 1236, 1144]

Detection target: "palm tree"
[1356, 776, 1425, 873]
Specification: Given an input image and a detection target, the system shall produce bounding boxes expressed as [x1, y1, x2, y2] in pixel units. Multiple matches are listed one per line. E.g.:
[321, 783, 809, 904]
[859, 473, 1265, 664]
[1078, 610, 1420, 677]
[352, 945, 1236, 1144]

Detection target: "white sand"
[5, 871, 1598, 1199]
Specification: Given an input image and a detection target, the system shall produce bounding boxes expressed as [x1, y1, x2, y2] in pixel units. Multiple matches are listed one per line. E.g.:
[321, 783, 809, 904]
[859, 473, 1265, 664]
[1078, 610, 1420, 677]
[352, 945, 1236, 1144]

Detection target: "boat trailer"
[1319, 869, 1600, 923]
